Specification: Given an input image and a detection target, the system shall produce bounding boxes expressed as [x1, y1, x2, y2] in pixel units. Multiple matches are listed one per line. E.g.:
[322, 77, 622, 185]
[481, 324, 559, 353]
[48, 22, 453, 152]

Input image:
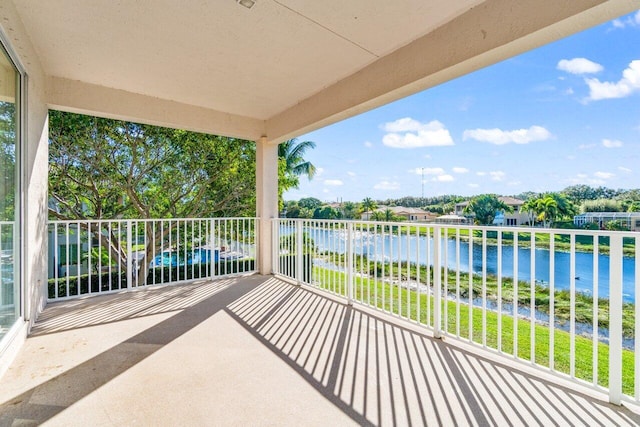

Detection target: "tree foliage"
[581, 198, 624, 213]
[49, 111, 258, 283]
[49, 111, 257, 220]
[463, 194, 512, 225]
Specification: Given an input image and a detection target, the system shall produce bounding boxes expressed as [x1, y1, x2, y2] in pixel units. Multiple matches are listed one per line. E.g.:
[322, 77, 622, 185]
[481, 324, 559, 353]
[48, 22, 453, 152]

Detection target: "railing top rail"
[273, 217, 639, 238]
[48, 217, 259, 225]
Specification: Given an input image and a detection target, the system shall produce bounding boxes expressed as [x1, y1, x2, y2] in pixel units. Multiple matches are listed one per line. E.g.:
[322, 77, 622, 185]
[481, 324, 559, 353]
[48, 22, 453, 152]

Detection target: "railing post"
[271, 219, 278, 275]
[126, 220, 133, 289]
[609, 233, 623, 405]
[296, 220, 304, 285]
[433, 226, 442, 338]
[347, 222, 354, 305]
[214, 218, 220, 280]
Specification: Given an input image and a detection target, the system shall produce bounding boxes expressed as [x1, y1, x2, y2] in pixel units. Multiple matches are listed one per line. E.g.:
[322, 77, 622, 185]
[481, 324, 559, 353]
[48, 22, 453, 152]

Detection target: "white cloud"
[468, 183, 480, 188]
[578, 143, 596, 150]
[618, 166, 632, 173]
[611, 11, 640, 29]
[594, 171, 614, 179]
[424, 167, 445, 175]
[383, 117, 425, 132]
[585, 60, 640, 101]
[489, 171, 505, 181]
[602, 139, 623, 148]
[434, 174, 454, 182]
[382, 118, 454, 148]
[364, 141, 373, 148]
[324, 179, 343, 186]
[463, 125, 551, 145]
[507, 181, 522, 187]
[423, 154, 432, 159]
[476, 172, 486, 176]
[373, 180, 400, 191]
[564, 88, 574, 95]
[347, 171, 356, 177]
[452, 167, 469, 174]
[557, 58, 603, 74]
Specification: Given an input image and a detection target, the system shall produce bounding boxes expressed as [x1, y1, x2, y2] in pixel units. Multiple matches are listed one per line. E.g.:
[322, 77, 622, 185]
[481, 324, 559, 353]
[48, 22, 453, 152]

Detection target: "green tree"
[582, 198, 624, 213]
[627, 201, 640, 212]
[362, 197, 377, 219]
[298, 197, 322, 211]
[371, 211, 385, 221]
[605, 220, 630, 231]
[535, 195, 558, 228]
[463, 194, 512, 225]
[313, 205, 341, 219]
[342, 201, 358, 219]
[520, 198, 538, 226]
[278, 138, 316, 190]
[382, 208, 400, 222]
[49, 111, 257, 283]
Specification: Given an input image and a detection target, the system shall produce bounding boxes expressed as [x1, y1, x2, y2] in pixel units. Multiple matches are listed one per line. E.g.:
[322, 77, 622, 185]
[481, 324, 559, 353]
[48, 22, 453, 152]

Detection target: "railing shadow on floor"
[2, 276, 640, 426]
[226, 279, 640, 426]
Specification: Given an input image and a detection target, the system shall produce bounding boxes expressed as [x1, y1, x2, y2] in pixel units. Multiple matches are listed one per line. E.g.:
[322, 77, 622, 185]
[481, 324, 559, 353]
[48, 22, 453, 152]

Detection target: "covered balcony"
[1, 0, 640, 424]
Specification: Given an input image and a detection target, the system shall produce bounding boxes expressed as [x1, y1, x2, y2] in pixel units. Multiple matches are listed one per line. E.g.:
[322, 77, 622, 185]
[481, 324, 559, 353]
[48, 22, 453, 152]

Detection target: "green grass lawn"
[311, 265, 635, 397]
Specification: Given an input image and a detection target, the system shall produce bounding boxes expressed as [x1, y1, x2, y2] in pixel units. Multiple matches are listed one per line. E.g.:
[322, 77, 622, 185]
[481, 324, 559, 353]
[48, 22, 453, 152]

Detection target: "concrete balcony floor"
[1, 276, 640, 426]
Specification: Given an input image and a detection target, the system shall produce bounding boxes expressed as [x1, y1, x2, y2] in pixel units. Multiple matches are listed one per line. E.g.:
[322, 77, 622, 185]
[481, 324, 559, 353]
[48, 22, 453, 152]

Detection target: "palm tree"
[278, 138, 317, 180]
[362, 197, 377, 220]
[520, 198, 538, 226]
[536, 196, 558, 228]
[371, 211, 385, 221]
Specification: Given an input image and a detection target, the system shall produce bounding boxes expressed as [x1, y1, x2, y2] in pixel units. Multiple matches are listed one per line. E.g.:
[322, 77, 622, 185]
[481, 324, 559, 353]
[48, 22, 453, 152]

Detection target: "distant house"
[454, 196, 529, 226]
[361, 206, 438, 222]
[574, 212, 640, 231]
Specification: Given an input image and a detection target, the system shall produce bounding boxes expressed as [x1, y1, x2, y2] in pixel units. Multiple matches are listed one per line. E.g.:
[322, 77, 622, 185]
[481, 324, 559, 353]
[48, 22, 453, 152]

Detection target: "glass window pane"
[0, 45, 19, 341]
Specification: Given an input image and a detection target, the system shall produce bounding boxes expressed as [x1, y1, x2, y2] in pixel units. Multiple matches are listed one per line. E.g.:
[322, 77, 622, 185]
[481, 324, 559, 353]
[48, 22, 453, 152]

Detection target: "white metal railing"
[47, 217, 257, 301]
[273, 218, 640, 405]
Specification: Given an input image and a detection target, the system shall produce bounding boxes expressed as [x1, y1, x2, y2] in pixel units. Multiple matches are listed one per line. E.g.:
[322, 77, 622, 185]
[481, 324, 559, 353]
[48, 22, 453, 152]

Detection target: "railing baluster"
[482, 229, 487, 347]
[469, 226, 473, 343]
[126, 220, 132, 289]
[456, 228, 461, 338]
[513, 232, 518, 358]
[530, 231, 536, 363]
[570, 234, 576, 378]
[609, 234, 623, 405]
[433, 226, 441, 338]
[593, 235, 598, 386]
[347, 222, 354, 305]
[635, 235, 640, 401]
[497, 230, 502, 352]
[549, 234, 555, 371]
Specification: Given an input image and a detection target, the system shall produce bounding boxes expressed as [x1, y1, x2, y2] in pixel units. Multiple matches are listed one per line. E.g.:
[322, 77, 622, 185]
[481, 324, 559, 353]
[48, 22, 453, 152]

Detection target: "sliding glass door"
[0, 42, 20, 341]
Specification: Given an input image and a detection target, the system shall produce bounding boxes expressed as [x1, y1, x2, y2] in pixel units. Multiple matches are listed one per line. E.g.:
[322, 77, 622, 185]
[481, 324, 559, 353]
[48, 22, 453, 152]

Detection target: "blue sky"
[284, 11, 640, 203]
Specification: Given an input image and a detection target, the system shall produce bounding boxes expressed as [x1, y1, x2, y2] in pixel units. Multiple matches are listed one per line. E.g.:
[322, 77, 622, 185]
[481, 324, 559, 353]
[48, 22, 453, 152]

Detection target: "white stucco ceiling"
[9, 0, 640, 142]
[13, 0, 482, 119]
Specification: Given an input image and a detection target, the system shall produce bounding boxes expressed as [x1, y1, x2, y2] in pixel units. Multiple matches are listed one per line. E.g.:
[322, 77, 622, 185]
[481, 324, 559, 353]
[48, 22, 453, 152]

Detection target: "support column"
[256, 137, 279, 275]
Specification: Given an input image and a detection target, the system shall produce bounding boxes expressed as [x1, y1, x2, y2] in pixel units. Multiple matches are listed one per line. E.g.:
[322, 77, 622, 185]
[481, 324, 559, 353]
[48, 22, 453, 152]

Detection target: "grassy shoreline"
[318, 252, 635, 338]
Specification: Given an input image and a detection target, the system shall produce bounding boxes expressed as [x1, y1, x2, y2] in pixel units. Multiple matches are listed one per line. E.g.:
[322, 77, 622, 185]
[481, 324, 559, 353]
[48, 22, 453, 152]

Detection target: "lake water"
[298, 227, 637, 303]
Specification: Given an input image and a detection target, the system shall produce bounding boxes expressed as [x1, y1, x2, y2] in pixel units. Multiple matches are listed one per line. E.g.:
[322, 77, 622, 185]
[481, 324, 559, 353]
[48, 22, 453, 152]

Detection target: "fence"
[47, 217, 257, 300]
[273, 218, 640, 405]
